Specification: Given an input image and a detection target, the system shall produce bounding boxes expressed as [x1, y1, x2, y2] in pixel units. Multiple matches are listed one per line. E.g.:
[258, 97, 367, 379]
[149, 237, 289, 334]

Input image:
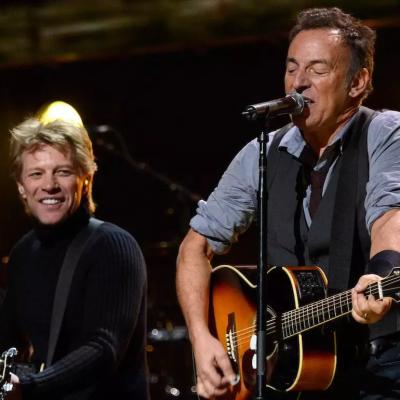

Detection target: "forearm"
[17, 337, 117, 398]
[176, 229, 214, 340]
[352, 209, 400, 324]
[370, 209, 400, 257]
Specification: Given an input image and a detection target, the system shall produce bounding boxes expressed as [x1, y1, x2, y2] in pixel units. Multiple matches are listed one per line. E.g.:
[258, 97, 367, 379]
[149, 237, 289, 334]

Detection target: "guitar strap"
[45, 217, 104, 367]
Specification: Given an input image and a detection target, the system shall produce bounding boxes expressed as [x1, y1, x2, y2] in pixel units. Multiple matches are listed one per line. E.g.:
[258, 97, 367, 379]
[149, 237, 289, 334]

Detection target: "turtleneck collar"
[33, 205, 91, 245]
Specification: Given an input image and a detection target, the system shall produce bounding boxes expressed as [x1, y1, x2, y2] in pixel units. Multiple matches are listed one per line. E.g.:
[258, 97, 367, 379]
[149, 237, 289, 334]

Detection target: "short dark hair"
[289, 7, 376, 99]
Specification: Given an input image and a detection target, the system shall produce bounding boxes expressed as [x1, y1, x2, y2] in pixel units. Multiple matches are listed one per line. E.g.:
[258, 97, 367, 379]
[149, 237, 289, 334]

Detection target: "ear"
[17, 182, 26, 198]
[348, 68, 370, 98]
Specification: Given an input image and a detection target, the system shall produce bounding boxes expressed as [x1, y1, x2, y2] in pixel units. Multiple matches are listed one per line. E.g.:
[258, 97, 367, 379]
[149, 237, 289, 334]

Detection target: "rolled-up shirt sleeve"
[366, 110, 400, 232]
[190, 138, 260, 254]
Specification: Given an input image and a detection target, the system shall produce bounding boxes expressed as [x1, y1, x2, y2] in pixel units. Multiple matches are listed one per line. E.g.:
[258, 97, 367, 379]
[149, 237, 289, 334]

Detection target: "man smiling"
[17, 143, 86, 226]
[0, 118, 149, 400]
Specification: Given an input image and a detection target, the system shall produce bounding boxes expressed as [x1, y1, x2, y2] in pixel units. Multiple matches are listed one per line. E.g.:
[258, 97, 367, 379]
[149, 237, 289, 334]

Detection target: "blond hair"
[10, 118, 98, 213]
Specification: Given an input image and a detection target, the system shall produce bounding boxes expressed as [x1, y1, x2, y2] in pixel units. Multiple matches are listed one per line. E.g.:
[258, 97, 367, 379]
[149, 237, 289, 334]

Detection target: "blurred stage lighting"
[36, 100, 83, 127]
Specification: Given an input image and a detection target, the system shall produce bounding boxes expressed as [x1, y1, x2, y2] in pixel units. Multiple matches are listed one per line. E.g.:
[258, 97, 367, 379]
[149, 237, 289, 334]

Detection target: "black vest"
[265, 107, 397, 338]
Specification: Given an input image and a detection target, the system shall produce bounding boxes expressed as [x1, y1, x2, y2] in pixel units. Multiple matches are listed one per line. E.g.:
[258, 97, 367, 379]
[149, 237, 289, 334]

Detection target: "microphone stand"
[90, 125, 202, 242]
[255, 117, 271, 400]
[90, 125, 202, 204]
[242, 94, 304, 399]
[241, 111, 273, 400]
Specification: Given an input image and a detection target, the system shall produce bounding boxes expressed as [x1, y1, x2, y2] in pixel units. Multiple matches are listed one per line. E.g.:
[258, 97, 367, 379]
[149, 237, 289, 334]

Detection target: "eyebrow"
[286, 57, 330, 66]
[25, 164, 75, 172]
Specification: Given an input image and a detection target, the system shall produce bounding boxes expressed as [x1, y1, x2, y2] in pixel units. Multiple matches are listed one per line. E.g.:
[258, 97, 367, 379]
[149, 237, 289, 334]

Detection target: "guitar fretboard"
[277, 273, 399, 339]
[282, 289, 353, 338]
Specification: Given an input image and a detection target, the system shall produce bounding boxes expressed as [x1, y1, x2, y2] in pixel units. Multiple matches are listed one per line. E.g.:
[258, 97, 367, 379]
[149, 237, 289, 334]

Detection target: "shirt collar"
[278, 109, 360, 159]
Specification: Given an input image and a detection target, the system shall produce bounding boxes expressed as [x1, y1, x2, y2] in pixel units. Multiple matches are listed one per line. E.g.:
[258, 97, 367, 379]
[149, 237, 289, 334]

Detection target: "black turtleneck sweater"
[0, 208, 149, 399]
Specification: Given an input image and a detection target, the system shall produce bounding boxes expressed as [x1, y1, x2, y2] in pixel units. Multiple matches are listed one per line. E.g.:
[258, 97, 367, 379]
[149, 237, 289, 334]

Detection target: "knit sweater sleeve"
[0, 269, 22, 351]
[19, 224, 147, 397]
[0, 232, 35, 353]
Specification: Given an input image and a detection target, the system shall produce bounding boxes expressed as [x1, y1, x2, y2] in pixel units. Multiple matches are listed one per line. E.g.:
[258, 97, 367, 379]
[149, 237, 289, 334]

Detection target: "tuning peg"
[2, 382, 13, 393]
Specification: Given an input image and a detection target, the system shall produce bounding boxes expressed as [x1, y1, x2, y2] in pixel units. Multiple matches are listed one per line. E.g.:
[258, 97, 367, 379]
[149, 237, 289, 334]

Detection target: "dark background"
[2, 24, 400, 258]
[0, 1, 399, 398]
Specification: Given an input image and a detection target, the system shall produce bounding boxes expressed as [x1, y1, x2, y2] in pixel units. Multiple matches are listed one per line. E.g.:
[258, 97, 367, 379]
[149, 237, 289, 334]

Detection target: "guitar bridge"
[226, 312, 237, 362]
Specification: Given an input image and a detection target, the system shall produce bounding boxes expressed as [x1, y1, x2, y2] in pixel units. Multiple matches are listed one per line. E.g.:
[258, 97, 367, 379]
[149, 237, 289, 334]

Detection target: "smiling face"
[17, 144, 87, 226]
[284, 28, 365, 145]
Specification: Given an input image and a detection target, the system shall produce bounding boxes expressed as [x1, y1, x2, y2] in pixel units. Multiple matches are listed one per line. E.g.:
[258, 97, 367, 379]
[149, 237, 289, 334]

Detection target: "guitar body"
[209, 265, 256, 400]
[209, 265, 336, 400]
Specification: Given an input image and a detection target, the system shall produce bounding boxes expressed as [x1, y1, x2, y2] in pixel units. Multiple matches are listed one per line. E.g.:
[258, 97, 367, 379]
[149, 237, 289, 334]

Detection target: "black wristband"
[367, 250, 400, 277]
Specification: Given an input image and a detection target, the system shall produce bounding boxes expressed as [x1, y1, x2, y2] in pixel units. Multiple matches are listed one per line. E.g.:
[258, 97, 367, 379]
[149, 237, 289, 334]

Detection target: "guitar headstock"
[381, 267, 400, 302]
[0, 347, 18, 400]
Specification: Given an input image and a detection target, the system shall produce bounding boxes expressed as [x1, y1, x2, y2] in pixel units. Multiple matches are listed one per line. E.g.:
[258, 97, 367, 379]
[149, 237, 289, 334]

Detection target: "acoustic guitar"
[208, 265, 400, 400]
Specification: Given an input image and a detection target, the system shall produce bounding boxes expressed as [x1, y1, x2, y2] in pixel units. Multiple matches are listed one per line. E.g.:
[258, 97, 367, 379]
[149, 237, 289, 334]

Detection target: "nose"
[42, 174, 60, 193]
[290, 69, 311, 94]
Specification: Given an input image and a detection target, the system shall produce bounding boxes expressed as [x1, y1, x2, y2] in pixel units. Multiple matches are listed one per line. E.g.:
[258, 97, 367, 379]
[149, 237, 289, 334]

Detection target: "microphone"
[87, 125, 121, 151]
[242, 92, 305, 121]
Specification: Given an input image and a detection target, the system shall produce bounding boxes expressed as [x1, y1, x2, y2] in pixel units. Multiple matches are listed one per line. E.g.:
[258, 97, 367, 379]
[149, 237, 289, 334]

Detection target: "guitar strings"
[228, 274, 400, 350]
[232, 292, 350, 345]
[283, 276, 400, 338]
[232, 289, 355, 347]
[240, 273, 400, 337]
[232, 279, 400, 348]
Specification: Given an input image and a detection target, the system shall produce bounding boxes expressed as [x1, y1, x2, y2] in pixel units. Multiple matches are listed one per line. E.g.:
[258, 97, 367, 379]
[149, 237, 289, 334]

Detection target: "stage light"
[36, 100, 83, 126]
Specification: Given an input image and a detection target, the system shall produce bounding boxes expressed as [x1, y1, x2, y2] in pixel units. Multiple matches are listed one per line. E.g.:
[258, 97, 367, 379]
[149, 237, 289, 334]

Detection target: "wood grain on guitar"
[208, 264, 400, 400]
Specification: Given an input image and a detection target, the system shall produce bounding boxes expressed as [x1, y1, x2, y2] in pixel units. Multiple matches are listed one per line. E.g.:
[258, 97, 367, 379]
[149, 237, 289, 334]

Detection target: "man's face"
[17, 144, 86, 225]
[284, 28, 355, 136]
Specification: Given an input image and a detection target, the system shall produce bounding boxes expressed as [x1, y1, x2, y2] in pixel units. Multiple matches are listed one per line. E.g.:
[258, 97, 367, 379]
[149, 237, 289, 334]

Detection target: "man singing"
[177, 7, 400, 399]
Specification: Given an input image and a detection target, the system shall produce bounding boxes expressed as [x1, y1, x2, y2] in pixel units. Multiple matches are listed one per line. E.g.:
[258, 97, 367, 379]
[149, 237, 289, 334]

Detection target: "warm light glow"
[37, 101, 83, 126]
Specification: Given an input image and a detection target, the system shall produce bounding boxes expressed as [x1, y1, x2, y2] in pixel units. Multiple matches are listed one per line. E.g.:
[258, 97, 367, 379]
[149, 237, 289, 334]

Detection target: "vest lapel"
[266, 107, 376, 292]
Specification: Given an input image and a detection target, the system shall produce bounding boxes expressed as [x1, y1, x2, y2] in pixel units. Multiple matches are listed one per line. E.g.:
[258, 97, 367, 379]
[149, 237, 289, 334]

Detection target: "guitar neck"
[281, 280, 383, 339]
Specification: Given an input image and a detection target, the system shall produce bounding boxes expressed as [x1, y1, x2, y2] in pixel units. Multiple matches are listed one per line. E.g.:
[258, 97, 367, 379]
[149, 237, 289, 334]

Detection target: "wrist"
[368, 249, 400, 276]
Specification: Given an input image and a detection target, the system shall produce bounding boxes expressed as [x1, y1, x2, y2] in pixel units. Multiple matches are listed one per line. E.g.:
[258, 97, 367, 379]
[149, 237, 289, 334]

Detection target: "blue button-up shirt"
[191, 108, 400, 254]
